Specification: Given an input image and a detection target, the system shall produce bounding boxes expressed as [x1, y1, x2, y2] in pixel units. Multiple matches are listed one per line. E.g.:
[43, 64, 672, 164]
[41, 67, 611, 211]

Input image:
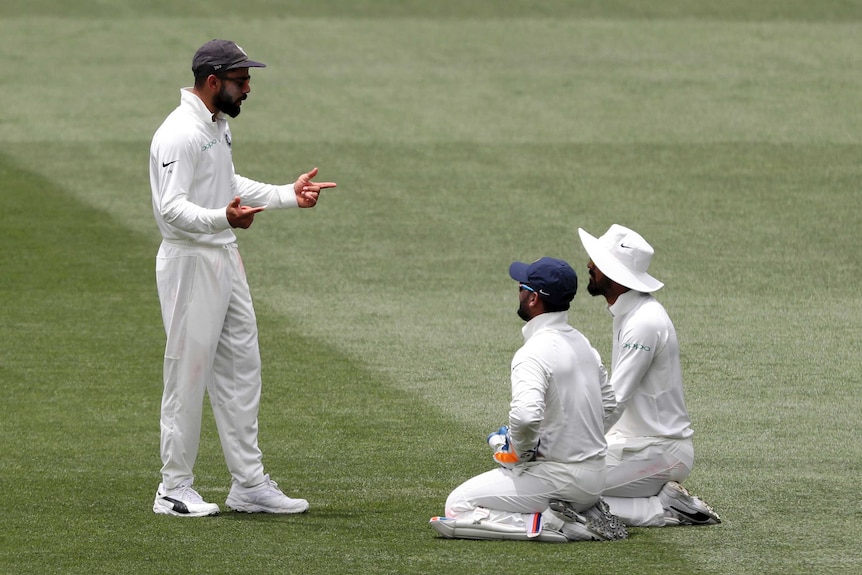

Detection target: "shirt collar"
[180, 88, 224, 123]
[521, 310, 571, 341]
[607, 290, 647, 318]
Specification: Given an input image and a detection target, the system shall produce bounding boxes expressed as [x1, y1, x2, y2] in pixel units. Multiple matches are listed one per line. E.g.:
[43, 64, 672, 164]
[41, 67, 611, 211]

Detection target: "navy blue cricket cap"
[192, 39, 266, 77]
[509, 257, 578, 307]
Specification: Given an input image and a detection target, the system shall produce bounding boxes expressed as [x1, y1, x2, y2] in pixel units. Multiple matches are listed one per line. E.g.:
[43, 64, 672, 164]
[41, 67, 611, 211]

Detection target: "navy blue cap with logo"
[192, 39, 267, 78]
[508, 257, 578, 307]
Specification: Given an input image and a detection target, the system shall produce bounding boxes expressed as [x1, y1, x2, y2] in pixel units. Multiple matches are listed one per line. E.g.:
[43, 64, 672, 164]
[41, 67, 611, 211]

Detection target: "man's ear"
[529, 292, 545, 314]
[205, 74, 220, 91]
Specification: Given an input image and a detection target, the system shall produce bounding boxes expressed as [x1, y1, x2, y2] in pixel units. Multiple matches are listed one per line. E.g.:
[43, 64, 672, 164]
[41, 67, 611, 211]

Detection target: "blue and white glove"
[487, 426, 509, 450]
[487, 426, 537, 469]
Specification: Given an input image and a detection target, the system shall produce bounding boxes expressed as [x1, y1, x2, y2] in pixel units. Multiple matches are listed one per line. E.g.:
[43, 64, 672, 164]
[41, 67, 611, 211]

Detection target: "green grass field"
[2, 1, 861, 574]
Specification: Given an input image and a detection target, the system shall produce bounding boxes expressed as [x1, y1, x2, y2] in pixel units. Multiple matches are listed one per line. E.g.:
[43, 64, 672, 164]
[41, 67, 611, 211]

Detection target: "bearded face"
[517, 284, 537, 322]
[213, 81, 244, 118]
[586, 261, 613, 298]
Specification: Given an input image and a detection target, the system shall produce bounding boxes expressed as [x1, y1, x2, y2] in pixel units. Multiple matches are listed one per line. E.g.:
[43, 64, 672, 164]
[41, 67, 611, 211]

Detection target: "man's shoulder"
[622, 296, 674, 339]
[156, 103, 197, 130]
[152, 107, 208, 149]
[518, 326, 585, 359]
[629, 294, 670, 318]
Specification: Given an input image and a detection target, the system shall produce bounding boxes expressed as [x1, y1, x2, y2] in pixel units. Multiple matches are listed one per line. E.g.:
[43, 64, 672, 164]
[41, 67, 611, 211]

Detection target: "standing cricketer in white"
[430, 257, 627, 542]
[149, 39, 336, 516]
[578, 224, 721, 527]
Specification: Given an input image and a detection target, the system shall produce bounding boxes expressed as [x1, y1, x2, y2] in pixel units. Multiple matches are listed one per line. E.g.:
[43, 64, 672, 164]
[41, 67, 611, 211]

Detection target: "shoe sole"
[153, 500, 220, 517]
[583, 502, 629, 540]
[225, 500, 309, 514]
[548, 501, 623, 541]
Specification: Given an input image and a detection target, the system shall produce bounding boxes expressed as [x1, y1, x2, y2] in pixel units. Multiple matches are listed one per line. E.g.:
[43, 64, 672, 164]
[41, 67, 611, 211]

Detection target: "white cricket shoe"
[153, 482, 220, 517]
[548, 498, 628, 541]
[659, 481, 721, 525]
[226, 474, 309, 514]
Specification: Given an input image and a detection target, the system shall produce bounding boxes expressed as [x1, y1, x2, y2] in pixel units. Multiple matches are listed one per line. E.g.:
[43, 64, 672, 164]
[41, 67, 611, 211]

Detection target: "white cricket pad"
[428, 517, 568, 543]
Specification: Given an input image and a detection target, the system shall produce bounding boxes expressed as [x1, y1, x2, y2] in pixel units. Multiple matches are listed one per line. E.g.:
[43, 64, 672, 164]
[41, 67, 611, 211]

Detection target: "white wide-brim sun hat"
[578, 225, 664, 293]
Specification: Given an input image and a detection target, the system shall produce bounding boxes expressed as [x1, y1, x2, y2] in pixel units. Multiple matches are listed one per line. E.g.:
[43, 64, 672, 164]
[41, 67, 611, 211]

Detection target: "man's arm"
[507, 351, 546, 459]
[591, 348, 618, 430]
[235, 167, 336, 209]
[604, 321, 659, 430]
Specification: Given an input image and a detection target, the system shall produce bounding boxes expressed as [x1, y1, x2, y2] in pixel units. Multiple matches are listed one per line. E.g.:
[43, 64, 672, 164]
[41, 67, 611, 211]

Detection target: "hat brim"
[226, 59, 267, 70]
[508, 261, 530, 283]
[578, 228, 664, 292]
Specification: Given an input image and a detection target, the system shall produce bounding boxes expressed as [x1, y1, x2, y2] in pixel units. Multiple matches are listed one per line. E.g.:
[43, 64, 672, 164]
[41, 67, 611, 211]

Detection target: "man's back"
[608, 291, 692, 440]
[511, 311, 610, 464]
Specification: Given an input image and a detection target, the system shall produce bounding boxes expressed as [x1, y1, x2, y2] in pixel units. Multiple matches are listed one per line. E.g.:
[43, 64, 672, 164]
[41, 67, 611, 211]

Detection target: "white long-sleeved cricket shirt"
[149, 89, 298, 246]
[508, 311, 615, 464]
[604, 290, 694, 439]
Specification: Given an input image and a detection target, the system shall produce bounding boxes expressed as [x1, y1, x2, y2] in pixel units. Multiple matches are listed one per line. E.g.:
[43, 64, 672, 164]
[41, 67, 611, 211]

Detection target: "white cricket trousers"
[156, 240, 266, 491]
[445, 459, 606, 535]
[602, 433, 694, 526]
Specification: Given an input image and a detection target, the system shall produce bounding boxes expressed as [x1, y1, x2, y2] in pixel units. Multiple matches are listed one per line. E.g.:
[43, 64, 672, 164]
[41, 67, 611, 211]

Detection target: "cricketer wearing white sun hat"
[577, 224, 664, 293]
[575, 224, 722, 529]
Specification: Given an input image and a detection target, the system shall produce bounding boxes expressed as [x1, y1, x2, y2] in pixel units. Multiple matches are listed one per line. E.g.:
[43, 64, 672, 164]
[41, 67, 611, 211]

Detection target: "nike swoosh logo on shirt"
[162, 160, 179, 168]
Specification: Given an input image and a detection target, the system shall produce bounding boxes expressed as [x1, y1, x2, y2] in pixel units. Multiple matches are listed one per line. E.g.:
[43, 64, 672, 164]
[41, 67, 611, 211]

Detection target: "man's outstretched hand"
[226, 196, 266, 229]
[294, 167, 337, 208]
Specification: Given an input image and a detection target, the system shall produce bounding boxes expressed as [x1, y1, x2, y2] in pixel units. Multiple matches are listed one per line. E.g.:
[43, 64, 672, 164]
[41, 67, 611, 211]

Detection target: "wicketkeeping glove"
[486, 426, 509, 450]
[491, 433, 538, 469]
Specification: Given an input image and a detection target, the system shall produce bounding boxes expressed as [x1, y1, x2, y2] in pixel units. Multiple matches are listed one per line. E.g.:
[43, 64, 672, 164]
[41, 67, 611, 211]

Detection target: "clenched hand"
[294, 167, 337, 208]
[226, 196, 265, 229]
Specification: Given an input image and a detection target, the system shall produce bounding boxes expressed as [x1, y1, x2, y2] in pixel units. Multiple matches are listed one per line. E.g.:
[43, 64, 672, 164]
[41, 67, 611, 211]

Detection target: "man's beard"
[517, 300, 531, 322]
[214, 85, 242, 118]
[587, 274, 613, 297]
